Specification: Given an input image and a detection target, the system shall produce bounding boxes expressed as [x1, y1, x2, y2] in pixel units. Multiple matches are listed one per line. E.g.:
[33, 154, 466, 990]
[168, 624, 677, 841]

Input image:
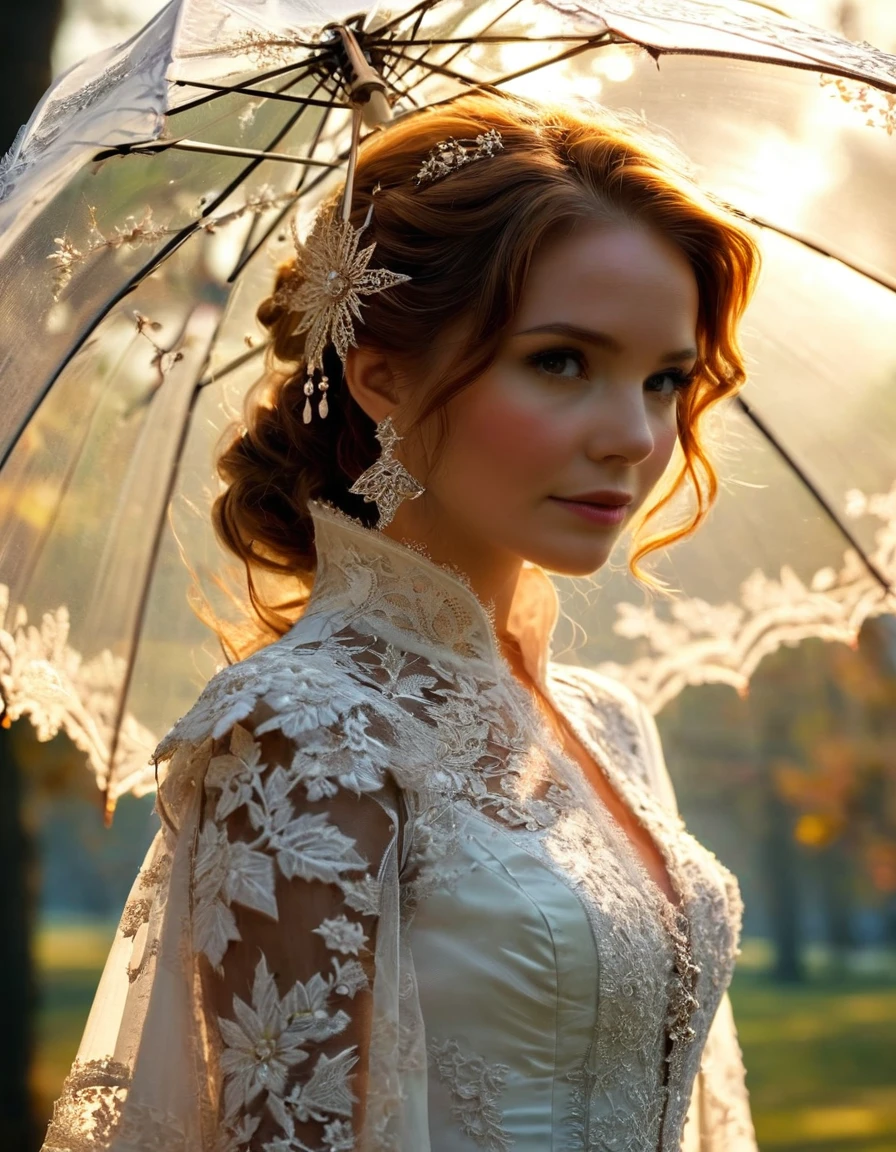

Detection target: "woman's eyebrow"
[513, 322, 697, 363]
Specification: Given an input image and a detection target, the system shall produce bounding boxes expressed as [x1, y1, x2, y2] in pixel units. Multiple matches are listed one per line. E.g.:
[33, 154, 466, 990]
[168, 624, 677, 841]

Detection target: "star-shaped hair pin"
[284, 203, 410, 420]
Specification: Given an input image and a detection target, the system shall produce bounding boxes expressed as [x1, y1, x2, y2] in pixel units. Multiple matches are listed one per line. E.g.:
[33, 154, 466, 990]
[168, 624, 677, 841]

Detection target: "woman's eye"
[529, 349, 586, 379]
[646, 368, 696, 400]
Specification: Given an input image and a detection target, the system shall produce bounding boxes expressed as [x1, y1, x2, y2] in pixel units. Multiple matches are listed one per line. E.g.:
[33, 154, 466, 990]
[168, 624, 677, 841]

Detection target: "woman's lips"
[550, 496, 630, 526]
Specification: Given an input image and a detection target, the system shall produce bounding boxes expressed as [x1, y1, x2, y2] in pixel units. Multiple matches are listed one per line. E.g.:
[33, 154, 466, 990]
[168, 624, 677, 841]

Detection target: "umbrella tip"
[102, 785, 116, 828]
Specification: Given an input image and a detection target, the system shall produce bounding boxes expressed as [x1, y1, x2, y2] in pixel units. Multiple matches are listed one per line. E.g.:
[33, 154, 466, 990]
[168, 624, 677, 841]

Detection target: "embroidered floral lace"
[41, 502, 756, 1152]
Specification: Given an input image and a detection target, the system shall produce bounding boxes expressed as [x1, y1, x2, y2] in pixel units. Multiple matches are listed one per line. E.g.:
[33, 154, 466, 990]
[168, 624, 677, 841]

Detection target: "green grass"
[32, 919, 119, 1121]
[731, 966, 896, 1152]
[32, 924, 896, 1149]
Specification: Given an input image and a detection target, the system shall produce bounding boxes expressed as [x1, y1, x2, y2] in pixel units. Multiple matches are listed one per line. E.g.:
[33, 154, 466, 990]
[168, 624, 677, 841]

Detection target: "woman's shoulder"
[152, 630, 368, 766]
[549, 659, 647, 726]
[548, 660, 673, 800]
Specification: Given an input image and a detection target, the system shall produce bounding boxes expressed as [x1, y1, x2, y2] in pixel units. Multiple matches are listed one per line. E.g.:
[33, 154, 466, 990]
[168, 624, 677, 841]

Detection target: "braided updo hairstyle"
[213, 91, 759, 649]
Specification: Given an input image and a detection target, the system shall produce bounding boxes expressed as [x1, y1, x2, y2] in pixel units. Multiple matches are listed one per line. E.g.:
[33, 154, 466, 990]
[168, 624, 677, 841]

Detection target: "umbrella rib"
[167, 60, 322, 117]
[373, 25, 426, 100]
[387, 32, 613, 92]
[487, 38, 616, 87]
[372, 0, 442, 40]
[372, 0, 534, 94]
[438, 0, 532, 71]
[102, 363, 209, 817]
[171, 80, 340, 108]
[630, 44, 896, 95]
[227, 89, 344, 282]
[735, 393, 894, 595]
[0, 91, 328, 476]
[387, 34, 602, 45]
[376, 38, 427, 107]
[228, 144, 351, 282]
[383, 45, 484, 88]
[196, 342, 267, 389]
[739, 213, 896, 296]
[96, 138, 340, 167]
[230, 72, 344, 273]
[404, 3, 432, 46]
[382, 65, 424, 107]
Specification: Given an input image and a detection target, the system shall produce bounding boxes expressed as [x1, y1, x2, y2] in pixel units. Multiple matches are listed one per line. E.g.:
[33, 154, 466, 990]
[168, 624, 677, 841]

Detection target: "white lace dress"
[42, 502, 757, 1152]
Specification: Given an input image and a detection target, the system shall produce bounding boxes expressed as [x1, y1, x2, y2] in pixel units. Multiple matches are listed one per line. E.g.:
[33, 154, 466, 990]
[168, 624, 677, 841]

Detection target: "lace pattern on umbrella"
[542, 0, 896, 87]
[597, 483, 896, 715]
[0, 584, 158, 800]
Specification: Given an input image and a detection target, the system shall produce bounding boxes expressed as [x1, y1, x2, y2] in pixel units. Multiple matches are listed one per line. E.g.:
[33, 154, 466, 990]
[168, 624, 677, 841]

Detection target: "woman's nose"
[584, 388, 656, 465]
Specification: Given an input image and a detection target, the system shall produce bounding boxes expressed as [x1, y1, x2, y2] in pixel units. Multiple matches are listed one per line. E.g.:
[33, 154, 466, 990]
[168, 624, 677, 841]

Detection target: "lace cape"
[41, 503, 756, 1152]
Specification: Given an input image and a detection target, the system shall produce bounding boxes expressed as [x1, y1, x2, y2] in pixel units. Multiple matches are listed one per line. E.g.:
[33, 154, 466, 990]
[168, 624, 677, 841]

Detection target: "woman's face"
[404, 220, 700, 577]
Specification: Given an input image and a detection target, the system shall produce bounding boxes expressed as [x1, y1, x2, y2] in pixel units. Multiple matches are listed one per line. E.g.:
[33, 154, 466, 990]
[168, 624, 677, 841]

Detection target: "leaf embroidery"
[428, 1037, 513, 1152]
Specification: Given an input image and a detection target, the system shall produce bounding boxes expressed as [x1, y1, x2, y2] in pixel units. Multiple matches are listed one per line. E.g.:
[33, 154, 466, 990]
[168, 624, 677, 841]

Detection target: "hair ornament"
[279, 122, 502, 424]
[414, 127, 504, 186]
[284, 203, 410, 422]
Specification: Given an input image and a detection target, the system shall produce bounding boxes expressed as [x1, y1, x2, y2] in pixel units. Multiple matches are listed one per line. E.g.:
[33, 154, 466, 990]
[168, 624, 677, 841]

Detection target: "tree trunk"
[0, 0, 64, 155]
[762, 771, 806, 983]
[0, 726, 39, 1152]
[1, 3, 64, 1148]
[818, 841, 855, 973]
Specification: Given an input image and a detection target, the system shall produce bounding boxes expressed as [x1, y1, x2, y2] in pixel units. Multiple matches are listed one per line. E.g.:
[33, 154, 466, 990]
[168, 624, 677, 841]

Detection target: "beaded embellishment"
[415, 128, 504, 186]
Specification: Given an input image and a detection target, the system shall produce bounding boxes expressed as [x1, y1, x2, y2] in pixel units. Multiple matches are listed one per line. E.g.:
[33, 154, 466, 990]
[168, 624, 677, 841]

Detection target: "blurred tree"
[659, 615, 896, 982]
[0, 0, 63, 158]
[775, 621, 896, 953]
[744, 657, 809, 983]
[1, 4, 65, 1148]
[0, 726, 38, 1152]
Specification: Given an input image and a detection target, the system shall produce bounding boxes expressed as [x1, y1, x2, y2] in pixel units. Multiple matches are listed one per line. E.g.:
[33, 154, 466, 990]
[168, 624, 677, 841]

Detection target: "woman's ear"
[343, 345, 399, 423]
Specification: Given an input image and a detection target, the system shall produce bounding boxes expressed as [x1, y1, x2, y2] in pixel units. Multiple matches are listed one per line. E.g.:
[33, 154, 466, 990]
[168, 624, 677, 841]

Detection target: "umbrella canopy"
[1, 0, 895, 808]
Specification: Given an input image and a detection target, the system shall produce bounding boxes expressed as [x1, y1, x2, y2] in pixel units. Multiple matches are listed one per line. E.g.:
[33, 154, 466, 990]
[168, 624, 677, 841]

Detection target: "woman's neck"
[384, 502, 525, 637]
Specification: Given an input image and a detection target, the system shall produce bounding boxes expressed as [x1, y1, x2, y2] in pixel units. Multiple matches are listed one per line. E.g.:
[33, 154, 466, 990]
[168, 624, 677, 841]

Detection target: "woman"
[44, 91, 760, 1152]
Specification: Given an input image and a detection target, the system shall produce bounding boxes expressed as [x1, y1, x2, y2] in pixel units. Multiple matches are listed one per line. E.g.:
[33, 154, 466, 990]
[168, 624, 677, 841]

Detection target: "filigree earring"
[348, 416, 425, 527]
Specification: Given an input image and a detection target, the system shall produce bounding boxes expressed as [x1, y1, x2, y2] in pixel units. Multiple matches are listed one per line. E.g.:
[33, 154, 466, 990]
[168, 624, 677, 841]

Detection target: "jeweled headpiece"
[285, 125, 504, 422]
[284, 206, 410, 422]
[414, 127, 504, 185]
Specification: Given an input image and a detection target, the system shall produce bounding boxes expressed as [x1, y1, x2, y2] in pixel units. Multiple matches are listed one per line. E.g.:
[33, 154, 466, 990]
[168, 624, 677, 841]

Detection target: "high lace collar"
[304, 501, 560, 687]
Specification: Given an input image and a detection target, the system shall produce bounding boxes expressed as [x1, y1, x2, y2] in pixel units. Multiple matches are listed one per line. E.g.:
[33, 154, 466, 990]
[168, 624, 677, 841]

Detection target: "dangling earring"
[302, 369, 329, 423]
[348, 416, 425, 527]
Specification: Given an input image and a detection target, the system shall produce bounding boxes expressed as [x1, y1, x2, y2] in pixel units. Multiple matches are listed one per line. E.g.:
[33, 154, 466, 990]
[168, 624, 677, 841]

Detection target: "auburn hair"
[212, 91, 760, 653]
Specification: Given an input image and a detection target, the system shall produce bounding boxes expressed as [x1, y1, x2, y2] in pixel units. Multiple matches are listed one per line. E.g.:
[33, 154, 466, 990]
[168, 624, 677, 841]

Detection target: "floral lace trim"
[0, 583, 158, 800]
[546, 667, 741, 1150]
[598, 484, 896, 715]
[183, 700, 402, 1150]
[427, 1037, 513, 1152]
[308, 502, 504, 664]
[42, 1058, 188, 1152]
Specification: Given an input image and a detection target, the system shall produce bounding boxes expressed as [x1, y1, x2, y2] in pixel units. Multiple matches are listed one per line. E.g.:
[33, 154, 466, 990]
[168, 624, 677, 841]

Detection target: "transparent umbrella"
[1, 0, 895, 812]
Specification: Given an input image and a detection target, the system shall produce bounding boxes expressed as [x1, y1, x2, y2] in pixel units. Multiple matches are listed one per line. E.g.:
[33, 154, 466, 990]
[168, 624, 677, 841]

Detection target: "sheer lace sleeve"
[193, 700, 411, 1152]
[633, 701, 758, 1152]
[40, 647, 433, 1152]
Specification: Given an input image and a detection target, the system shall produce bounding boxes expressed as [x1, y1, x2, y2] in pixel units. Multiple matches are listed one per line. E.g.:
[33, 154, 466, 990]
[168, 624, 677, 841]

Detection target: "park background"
[1, 1, 895, 1149]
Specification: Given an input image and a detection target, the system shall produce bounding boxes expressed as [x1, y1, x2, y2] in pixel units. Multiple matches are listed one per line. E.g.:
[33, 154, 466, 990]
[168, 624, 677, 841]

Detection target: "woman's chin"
[520, 538, 616, 578]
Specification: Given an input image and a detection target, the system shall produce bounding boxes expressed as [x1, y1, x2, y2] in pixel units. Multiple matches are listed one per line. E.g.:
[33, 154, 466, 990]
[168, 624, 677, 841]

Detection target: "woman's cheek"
[456, 380, 569, 468]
